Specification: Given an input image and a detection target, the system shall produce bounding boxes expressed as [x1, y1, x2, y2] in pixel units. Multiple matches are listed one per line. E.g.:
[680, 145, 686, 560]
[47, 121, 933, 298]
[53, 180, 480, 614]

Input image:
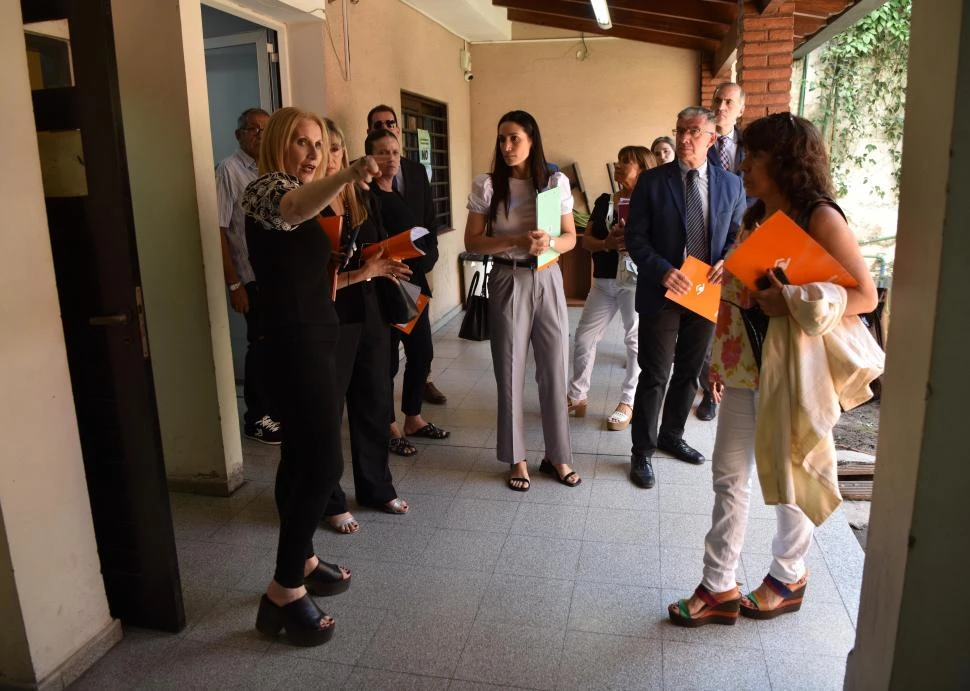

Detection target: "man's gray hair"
[676, 106, 716, 123]
[714, 82, 746, 103]
[236, 107, 270, 130]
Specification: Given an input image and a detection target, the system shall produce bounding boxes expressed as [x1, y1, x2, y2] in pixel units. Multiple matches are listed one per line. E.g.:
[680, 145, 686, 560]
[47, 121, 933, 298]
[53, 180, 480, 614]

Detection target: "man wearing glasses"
[215, 107, 281, 445]
[365, 105, 448, 408]
[623, 107, 746, 489]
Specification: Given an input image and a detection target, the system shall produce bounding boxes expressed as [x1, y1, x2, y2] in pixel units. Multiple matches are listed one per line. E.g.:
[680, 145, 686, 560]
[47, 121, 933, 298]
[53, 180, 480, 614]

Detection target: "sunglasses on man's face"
[371, 119, 398, 130]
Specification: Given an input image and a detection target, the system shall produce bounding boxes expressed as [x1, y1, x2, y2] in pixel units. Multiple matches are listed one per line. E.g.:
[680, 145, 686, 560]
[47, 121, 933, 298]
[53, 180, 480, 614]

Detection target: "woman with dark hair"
[667, 113, 879, 627]
[364, 127, 448, 460]
[464, 110, 580, 492]
[320, 118, 412, 530]
[241, 107, 379, 645]
[568, 145, 657, 431]
[651, 136, 675, 164]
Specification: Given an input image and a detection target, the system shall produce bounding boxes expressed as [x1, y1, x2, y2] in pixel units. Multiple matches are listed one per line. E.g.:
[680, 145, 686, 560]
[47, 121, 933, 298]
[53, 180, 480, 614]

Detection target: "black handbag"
[375, 277, 419, 324]
[459, 266, 489, 341]
[737, 303, 770, 370]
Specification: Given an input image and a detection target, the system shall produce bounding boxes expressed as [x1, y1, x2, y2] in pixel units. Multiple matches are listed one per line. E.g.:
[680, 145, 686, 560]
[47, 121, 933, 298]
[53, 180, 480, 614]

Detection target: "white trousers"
[702, 387, 814, 593]
[568, 278, 640, 406]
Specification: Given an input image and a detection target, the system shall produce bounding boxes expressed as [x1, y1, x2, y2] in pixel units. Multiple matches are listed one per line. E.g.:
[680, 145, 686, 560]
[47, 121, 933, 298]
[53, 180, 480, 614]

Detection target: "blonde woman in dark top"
[242, 107, 378, 646]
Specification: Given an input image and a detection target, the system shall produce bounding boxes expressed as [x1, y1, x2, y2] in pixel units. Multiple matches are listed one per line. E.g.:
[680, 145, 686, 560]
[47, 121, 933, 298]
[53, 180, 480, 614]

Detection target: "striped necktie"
[685, 169, 709, 262]
[717, 135, 733, 172]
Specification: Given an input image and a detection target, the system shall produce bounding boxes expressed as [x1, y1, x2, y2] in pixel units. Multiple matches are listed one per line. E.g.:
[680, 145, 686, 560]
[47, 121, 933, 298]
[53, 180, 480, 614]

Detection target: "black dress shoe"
[658, 438, 706, 465]
[630, 455, 656, 489]
[696, 391, 717, 421]
[423, 381, 447, 405]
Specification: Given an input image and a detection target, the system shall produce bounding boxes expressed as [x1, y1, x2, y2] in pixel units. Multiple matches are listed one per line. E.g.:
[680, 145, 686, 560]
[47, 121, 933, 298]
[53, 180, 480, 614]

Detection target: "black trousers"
[630, 303, 715, 458]
[243, 282, 275, 425]
[326, 298, 397, 513]
[270, 336, 343, 588]
[389, 303, 433, 418]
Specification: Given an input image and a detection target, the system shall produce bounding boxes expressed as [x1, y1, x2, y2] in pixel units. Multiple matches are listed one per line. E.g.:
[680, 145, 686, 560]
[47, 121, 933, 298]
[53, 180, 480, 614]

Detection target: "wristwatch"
[549, 237, 557, 250]
[228, 282, 242, 292]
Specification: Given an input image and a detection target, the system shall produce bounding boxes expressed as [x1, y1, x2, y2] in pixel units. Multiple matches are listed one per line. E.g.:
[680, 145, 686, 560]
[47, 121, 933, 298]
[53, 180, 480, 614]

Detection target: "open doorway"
[201, 4, 281, 415]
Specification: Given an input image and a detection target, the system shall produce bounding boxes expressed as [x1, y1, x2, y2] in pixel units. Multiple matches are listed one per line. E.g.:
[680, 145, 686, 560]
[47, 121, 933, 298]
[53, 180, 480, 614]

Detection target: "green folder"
[536, 186, 561, 269]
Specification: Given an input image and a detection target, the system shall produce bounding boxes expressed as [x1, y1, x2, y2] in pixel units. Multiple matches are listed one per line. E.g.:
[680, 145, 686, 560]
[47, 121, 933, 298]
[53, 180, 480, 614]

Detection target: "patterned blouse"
[710, 227, 761, 390]
[240, 172, 301, 231]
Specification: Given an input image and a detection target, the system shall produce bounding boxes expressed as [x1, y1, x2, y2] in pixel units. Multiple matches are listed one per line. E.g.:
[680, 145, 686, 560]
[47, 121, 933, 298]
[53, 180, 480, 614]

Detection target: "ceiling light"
[590, 0, 612, 30]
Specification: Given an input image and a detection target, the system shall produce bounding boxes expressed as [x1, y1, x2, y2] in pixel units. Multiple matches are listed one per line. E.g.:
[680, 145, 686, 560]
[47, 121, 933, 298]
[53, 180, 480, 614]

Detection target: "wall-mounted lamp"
[590, 0, 612, 30]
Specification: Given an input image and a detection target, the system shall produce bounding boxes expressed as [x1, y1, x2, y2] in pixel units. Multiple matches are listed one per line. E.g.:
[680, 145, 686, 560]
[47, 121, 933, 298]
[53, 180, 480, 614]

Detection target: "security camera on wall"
[461, 46, 473, 82]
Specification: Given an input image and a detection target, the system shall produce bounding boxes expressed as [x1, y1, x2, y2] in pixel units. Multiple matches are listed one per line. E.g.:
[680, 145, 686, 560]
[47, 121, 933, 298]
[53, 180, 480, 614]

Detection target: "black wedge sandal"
[305, 560, 351, 597]
[255, 594, 334, 647]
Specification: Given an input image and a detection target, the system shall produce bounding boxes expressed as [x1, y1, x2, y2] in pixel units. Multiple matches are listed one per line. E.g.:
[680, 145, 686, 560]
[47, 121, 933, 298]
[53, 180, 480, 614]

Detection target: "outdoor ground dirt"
[834, 398, 880, 454]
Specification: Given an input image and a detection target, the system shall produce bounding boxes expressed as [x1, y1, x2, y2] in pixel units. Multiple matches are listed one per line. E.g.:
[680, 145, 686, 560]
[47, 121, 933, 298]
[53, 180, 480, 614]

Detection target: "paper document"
[664, 256, 721, 323]
[392, 280, 429, 334]
[723, 211, 858, 291]
[535, 187, 562, 270]
[362, 227, 430, 261]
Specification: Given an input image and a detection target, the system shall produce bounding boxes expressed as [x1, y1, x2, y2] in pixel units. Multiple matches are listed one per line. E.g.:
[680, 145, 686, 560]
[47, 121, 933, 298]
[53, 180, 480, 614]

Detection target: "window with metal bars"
[400, 91, 452, 231]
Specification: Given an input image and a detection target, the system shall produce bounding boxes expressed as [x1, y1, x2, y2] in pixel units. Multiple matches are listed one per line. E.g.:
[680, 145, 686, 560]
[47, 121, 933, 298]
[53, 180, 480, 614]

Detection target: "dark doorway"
[22, 0, 184, 632]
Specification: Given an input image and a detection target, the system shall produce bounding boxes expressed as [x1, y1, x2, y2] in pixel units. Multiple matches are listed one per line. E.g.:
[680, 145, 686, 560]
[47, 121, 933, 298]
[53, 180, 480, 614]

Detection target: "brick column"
[700, 65, 730, 109]
[737, 1, 794, 120]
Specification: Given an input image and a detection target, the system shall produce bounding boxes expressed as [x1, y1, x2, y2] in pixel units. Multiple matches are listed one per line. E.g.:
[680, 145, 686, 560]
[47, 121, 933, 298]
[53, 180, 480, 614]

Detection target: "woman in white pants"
[667, 113, 877, 626]
[568, 146, 656, 430]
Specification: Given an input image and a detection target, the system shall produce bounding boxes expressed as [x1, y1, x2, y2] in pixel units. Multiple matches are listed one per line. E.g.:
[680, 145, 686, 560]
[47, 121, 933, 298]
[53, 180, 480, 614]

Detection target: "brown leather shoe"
[423, 381, 447, 405]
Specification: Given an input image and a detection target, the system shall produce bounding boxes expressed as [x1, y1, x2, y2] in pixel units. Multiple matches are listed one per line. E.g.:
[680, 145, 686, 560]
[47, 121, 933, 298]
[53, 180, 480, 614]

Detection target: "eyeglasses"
[239, 126, 264, 136]
[371, 119, 398, 130]
[673, 127, 715, 139]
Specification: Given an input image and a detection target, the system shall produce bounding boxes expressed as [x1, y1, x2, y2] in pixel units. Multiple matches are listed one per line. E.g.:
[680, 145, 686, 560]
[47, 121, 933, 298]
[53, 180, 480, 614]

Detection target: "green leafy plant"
[812, 0, 911, 199]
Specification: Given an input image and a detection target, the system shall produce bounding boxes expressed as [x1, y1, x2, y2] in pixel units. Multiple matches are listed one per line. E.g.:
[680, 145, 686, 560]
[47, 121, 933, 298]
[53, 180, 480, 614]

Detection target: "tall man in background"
[694, 81, 748, 422]
[215, 107, 281, 445]
[366, 104, 448, 407]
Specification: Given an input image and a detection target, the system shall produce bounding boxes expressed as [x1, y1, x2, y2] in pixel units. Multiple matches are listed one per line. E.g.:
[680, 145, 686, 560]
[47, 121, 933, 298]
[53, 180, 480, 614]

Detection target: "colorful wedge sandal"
[668, 584, 741, 628]
[740, 573, 807, 620]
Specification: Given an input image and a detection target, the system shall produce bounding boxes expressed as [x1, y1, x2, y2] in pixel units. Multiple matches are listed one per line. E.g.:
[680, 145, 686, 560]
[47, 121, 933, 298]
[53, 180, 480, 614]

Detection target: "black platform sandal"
[255, 594, 334, 647]
[305, 560, 351, 597]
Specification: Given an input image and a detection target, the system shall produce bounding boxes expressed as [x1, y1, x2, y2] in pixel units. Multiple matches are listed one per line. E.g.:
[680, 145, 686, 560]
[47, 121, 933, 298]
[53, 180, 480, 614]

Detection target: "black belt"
[491, 256, 538, 270]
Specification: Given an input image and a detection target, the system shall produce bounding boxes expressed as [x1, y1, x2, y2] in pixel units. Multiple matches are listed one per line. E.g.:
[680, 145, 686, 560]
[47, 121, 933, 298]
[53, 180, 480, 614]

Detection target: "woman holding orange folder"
[667, 113, 878, 627]
[242, 107, 378, 645]
[319, 118, 412, 531]
[464, 110, 580, 492]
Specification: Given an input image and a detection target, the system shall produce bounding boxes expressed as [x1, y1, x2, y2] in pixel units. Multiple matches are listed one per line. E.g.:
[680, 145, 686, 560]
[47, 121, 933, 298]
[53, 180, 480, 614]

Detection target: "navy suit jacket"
[624, 160, 745, 316]
[707, 125, 745, 172]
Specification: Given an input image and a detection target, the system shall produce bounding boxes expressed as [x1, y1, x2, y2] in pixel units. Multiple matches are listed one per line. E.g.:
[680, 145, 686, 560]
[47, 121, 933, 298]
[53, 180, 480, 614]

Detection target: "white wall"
[0, 3, 114, 685]
[112, 0, 243, 493]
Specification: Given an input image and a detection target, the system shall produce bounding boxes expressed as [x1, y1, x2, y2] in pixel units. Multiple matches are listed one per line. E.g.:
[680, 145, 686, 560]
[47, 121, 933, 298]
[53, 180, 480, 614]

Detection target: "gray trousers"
[488, 263, 573, 465]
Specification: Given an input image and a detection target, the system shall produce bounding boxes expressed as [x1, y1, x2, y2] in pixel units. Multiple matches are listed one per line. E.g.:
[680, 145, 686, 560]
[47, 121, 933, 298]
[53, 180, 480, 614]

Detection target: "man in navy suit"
[695, 82, 748, 422]
[623, 107, 746, 489]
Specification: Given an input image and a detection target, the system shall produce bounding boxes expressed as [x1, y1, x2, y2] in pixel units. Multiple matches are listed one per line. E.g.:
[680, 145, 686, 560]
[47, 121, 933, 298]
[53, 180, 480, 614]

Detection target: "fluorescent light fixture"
[590, 0, 612, 30]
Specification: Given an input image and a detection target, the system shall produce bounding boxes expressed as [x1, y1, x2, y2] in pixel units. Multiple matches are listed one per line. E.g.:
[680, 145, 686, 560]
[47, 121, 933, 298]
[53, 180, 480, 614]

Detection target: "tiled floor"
[71, 307, 863, 690]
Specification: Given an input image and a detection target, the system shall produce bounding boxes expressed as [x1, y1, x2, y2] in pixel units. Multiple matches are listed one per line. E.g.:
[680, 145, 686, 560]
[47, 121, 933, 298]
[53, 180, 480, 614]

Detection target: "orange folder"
[362, 227, 429, 261]
[316, 215, 343, 249]
[315, 215, 343, 300]
[664, 256, 721, 323]
[723, 211, 858, 291]
[392, 281, 429, 334]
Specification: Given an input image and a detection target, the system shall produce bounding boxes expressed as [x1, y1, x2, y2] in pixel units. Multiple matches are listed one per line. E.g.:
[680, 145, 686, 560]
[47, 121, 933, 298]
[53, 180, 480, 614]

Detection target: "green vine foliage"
[812, 0, 911, 200]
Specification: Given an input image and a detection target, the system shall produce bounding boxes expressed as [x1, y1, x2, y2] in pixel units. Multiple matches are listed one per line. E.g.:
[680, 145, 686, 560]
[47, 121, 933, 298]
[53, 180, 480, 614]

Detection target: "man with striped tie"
[694, 82, 748, 422]
[623, 107, 746, 489]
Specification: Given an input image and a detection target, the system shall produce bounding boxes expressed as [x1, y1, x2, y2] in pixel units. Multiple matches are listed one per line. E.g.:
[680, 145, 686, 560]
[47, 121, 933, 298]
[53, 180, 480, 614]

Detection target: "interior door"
[22, 0, 184, 632]
[204, 30, 277, 164]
